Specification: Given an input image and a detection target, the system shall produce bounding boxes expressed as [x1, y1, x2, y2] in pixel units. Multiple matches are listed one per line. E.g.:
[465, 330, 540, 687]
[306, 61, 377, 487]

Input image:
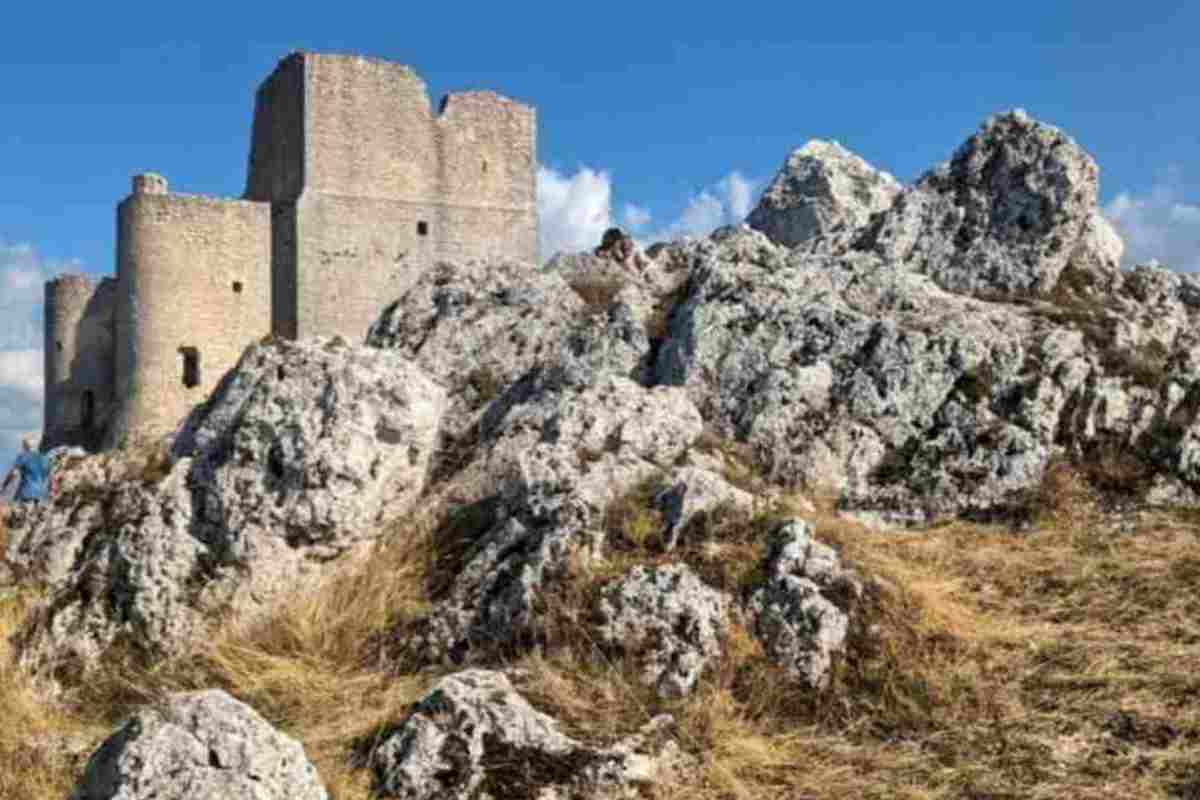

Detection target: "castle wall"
[437, 90, 537, 213]
[249, 53, 538, 341]
[43, 275, 117, 450]
[109, 176, 271, 445]
[245, 54, 306, 203]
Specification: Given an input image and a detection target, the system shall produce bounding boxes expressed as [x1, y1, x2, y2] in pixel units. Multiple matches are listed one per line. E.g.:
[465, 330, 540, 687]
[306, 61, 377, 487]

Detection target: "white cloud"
[1103, 168, 1200, 272]
[640, 171, 762, 245]
[722, 172, 756, 221]
[0, 243, 80, 475]
[537, 165, 613, 261]
[536, 166, 760, 261]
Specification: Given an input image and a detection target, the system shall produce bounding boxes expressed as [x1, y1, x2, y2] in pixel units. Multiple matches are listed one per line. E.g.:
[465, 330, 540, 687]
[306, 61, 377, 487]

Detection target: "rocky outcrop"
[12, 338, 446, 672]
[71, 690, 327, 800]
[859, 110, 1115, 296]
[656, 112, 1200, 521]
[420, 360, 704, 662]
[370, 670, 687, 799]
[748, 140, 901, 251]
[596, 564, 728, 698]
[748, 520, 864, 688]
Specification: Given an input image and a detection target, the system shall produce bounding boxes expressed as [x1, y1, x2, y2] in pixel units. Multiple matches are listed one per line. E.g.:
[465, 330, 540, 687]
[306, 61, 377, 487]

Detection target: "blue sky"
[2, 2, 1199, 474]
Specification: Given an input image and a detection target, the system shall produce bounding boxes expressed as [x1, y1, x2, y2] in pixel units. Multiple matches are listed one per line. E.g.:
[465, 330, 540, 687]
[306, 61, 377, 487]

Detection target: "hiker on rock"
[2, 436, 52, 506]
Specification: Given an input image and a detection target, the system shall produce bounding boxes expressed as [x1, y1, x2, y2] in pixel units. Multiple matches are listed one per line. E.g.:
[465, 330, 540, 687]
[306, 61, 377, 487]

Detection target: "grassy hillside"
[4, 459, 1200, 799]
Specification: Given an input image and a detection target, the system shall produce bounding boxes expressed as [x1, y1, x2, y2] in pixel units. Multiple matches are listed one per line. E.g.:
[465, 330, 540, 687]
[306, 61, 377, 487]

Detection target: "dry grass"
[5, 462, 1200, 798]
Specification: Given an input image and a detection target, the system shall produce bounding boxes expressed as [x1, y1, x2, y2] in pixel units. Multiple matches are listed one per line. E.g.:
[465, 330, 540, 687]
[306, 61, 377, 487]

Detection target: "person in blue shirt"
[3, 436, 52, 505]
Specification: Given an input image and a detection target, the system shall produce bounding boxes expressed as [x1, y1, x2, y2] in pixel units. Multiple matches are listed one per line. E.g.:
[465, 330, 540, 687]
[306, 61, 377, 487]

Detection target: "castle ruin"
[43, 52, 537, 450]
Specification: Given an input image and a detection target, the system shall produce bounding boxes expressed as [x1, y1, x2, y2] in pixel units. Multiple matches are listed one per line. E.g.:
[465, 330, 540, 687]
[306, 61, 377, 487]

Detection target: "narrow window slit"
[417, 221, 429, 236]
[179, 346, 201, 388]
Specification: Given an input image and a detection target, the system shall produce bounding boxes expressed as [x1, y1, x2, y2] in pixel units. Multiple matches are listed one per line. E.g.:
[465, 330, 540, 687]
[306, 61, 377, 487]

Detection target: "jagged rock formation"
[369, 669, 688, 799]
[747, 140, 901, 250]
[11, 338, 445, 672]
[658, 111, 1200, 521]
[748, 521, 865, 688]
[10, 106, 1200, 799]
[596, 564, 728, 698]
[418, 360, 705, 662]
[858, 110, 1120, 296]
[72, 690, 327, 800]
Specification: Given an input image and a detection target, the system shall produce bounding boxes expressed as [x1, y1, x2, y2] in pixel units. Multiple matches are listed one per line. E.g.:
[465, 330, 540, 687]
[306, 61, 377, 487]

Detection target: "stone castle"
[42, 52, 537, 451]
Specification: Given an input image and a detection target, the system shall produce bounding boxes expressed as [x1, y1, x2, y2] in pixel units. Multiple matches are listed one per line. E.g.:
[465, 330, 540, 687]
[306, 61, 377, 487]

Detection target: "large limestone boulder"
[596, 564, 728, 698]
[747, 140, 901, 251]
[420, 359, 704, 663]
[748, 520, 865, 688]
[370, 669, 686, 799]
[860, 110, 1113, 296]
[13, 338, 446, 672]
[71, 690, 327, 800]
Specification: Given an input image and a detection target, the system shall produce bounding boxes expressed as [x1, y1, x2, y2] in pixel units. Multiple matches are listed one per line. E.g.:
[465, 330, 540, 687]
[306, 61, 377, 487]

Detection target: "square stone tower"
[244, 52, 538, 340]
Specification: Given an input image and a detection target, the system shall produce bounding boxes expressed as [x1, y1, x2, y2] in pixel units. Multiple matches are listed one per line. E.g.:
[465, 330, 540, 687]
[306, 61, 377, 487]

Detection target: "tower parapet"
[132, 172, 168, 195]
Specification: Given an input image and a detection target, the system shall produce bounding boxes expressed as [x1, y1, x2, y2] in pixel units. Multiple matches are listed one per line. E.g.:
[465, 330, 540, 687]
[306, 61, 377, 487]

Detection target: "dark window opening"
[232, 281, 244, 294]
[81, 390, 95, 430]
[56, 340, 63, 352]
[180, 347, 201, 389]
[482, 159, 488, 174]
[417, 221, 429, 237]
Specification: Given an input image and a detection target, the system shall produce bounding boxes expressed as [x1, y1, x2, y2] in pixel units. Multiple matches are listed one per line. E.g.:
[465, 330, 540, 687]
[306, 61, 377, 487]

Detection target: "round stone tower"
[43, 274, 116, 449]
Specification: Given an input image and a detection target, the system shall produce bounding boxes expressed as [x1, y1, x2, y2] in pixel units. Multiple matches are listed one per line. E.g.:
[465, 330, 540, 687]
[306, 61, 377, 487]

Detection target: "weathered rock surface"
[72, 690, 327, 800]
[420, 360, 704, 662]
[748, 520, 864, 688]
[653, 466, 755, 551]
[367, 261, 590, 418]
[656, 111, 1200, 521]
[596, 564, 728, 697]
[13, 338, 445, 672]
[748, 140, 901, 251]
[859, 110, 1113, 296]
[370, 669, 686, 799]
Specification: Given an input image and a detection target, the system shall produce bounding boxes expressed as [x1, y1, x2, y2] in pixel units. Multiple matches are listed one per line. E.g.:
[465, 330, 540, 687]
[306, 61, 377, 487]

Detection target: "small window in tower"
[482, 159, 488, 174]
[81, 390, 95, 430]
[417, 221, 429, 237]
[180, 347, 201, 389]
[56, 340, 63, 352]
[232, 281, 244, 294]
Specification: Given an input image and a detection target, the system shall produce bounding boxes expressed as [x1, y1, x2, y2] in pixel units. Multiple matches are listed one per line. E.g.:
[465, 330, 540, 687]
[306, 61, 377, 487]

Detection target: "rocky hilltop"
[4, 110, 1200, 799]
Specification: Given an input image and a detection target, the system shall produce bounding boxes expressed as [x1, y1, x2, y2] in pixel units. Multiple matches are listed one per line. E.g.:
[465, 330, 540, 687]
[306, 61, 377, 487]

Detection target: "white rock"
[71, 690, 327, 800]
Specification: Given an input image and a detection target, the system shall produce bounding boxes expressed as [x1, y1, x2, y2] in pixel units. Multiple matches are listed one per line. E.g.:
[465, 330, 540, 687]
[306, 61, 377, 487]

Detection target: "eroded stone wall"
[109, 179, 271, 445]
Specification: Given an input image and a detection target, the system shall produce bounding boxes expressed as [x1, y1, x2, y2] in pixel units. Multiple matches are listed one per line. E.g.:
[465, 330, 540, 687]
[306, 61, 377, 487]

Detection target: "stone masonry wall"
[109, 179, 271, 445]
[43, 275, 117, 449]
[44, 52, 538, 449]
[248, 52, 538, 341]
